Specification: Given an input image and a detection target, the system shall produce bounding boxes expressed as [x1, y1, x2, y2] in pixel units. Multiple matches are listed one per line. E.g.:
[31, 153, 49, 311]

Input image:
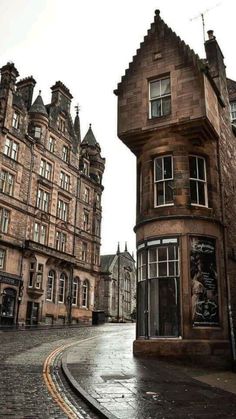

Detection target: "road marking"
[43, 336, 99, 418]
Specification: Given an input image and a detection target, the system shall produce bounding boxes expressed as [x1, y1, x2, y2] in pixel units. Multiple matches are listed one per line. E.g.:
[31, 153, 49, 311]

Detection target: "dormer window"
[59, 117, 65, 133]
[230, 101, 236, 124]
[149, 77, 171, 118]
[34, 126, 42, 139]
[12, 112, 20, 129]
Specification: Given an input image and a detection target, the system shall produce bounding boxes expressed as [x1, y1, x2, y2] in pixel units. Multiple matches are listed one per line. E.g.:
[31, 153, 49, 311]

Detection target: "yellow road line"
[43, 336, 99, 418]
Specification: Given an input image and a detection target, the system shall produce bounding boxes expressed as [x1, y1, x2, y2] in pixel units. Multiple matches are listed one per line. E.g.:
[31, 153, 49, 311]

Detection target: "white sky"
[0, 0, 235, 255]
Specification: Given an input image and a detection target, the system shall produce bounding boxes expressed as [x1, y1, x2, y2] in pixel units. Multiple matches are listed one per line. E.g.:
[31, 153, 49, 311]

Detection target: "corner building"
[0, 62, 105, 326]
[115, 10, 236, 362]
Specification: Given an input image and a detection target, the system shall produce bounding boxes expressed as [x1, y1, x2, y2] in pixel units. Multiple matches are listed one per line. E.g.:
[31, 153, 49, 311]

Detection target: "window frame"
[154, 155, 174, 207]
[0, 208, 10, 233]
[35, 263, 44, 289]
[62, 145, 69, 162]
[0, 170, 14, 196]
[57, 198, 69, 222]
[48, 137, 55, 153]
[56, 231, 67, 252]
[60, 171, 70, 191]
[149, 76, 171, 119]
[0, 248, 6, 269]
[58, 272, 66, 303]
[34, 126, 42, 140]
[189, 155, 208, 207]
[33, 222, 47, 245]
[82, 280, 89, 308]
[4, 138, 19, 161]
[36, 188, 50, 212]
[72, 278, 79, 306]
[46, 270, 55, 301]
[12, 111, 20, 129]
[40, 159, 52, 180]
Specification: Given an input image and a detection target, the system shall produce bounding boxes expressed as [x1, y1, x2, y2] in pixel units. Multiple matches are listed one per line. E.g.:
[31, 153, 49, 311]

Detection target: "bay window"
[154, 155, 173, 206]
[189, 156, 207, 206]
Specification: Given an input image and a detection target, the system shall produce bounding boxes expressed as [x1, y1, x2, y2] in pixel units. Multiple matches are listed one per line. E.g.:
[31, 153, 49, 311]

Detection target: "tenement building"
[115, 10, 236, 364]
[96, 244, 136, 322]
[0, 62, 105, 326]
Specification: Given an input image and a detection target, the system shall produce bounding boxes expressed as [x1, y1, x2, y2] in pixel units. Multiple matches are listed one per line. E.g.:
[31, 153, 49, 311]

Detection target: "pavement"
[62, 323, 236, 419]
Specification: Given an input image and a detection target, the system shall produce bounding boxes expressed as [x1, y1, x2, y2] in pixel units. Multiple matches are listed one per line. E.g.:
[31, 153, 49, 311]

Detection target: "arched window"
[46, 270, 55, 301]
[82, 280, 89, 308]
[58, 273, 67, 303]
[72, 277, 79, 306]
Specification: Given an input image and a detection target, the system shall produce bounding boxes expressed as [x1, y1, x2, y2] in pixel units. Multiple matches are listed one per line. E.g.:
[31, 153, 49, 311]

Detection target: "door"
[26, 301, 39, 325]
[0, 288, 16, 325]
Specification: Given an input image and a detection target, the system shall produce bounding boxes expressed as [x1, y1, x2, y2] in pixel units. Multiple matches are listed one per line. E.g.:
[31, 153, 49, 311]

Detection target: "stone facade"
[96, 245, 136, 322]
[0, 62, 105, 326]
[115, 10, 236, 364]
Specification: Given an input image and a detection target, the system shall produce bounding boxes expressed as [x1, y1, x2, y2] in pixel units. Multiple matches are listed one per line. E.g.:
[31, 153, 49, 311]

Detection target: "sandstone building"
[115, 10, 236, 364]
[0, 62, 105, 326]
[96, 244, 136, 322]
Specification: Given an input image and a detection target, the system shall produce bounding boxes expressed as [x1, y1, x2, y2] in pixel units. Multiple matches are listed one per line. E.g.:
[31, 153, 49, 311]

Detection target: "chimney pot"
[207, 30, 215, 40]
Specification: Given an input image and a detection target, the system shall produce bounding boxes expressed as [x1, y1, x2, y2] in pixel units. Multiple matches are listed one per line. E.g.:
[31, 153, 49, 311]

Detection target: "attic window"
[59, 117, 65, 133]
[149, 77, 171, 118]
[230, 101, 236, 124]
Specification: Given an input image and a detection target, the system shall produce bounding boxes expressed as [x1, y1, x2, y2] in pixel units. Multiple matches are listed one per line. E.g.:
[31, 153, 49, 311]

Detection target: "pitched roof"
[81, 124, 99, 147]
[29, 91, 48, 117]
[227, 78, 236, 102]
[115, 9, 207, 94]
[100, 255, 116, 272]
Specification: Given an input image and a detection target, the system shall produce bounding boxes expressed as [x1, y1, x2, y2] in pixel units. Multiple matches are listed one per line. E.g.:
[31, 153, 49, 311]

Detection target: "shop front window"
[137, 238, 180, 338]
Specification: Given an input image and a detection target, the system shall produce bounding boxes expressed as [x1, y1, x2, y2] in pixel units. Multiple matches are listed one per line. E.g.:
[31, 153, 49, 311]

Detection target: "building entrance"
[0, 288, 16, 325]
[26, 301, 39, 325]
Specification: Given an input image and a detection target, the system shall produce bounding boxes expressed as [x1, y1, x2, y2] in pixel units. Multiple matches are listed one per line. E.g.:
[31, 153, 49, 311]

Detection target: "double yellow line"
[43, 342, 77, 418]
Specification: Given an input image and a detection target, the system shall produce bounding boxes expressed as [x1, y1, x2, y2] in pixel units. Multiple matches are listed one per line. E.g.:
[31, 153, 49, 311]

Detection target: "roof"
[29, 92, 48, 117]
[227, 78, 236, 102]
[115, 9, 207, 94]
[82, 124, 99, 147]
[100, 255, 115, 272]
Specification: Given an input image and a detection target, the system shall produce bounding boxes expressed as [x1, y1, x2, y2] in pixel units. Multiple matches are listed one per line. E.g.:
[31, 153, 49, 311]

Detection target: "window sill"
[190, 204, 210, 209]
[154, 203, 174, 208]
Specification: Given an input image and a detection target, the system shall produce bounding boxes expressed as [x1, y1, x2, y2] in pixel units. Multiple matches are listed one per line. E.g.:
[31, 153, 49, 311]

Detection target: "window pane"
[158, 247, 167, 261]
[162, 96, 171, 116]
[149, 278, 159, 337]
[137, 281, 145, 337]
[159, 278, 179, 336]
[155, 158, 163, 181]
[158, 262, 167, 277]
[161, 78, 171, 95]
[149, 248, 157, 262]
[165, 180, 173, 204]
[190, 180, 197, 203]
[156, 182, 164, 206]
[168, 245, 175, 260]
[164, 157, 172, 179]
[198, 181, 206, 205]
[189, 156, 197, 179]
[169, 261, 175, 276]
[198, 158, 205, 180]
[151, 99, 161, 118]
[150, 80, 160, 98]
[149, 263, 157, 278]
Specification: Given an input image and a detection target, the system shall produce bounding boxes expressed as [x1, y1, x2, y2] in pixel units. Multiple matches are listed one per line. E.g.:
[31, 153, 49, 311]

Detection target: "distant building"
[0, 62, 105, 326]
[96, 244, 136, 322]
[115, 10, 236, 364]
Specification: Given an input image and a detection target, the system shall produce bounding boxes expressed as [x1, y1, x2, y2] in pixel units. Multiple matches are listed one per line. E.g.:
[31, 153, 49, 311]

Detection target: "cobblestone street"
[0, 324, 117, 418]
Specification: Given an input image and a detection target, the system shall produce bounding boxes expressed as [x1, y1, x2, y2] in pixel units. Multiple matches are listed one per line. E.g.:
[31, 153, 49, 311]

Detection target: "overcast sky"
[0, 0, 235, 255]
